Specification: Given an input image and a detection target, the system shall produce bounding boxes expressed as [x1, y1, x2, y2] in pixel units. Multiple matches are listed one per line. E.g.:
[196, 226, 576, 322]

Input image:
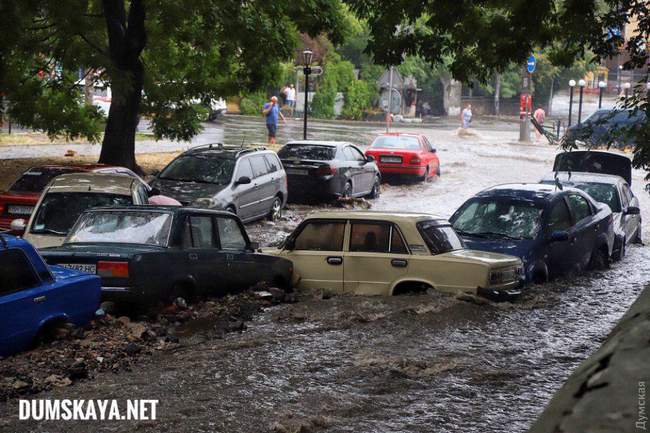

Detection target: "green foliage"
[239, 92, 268, 115]
[341, 79, 373, 119]
[311, 52, 356, 118]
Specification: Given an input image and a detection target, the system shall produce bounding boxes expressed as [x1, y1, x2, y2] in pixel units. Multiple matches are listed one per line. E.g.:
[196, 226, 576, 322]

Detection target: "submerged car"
[449, 184, 615, 284]
[0, 164, 143, 233]
[364, 132, 440, 181]
[268, 211, 524, 300]
[40, 206, 293, 305]
[541, 151, 641, 260]
[150, 144, 287, 223]
[564, 109, 645, 147]
[0, 234, 101, 357]
[20, 173, 151, 249]
[278, 141, 381, 201]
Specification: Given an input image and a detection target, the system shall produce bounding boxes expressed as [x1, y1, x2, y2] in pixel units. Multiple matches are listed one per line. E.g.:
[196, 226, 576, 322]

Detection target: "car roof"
[0, 233, 29, 250]
[540, 171, 626, 185]
[477, 183, 576, 202]
[284, 140, 352, 148]
[81, 205, 237, 217]
[26, 163, 111, 172]
[374, 132, 423, 138]
[46, 172, 138, 194]
[181, 144, 270, 158]
[305, 210, 449, 225]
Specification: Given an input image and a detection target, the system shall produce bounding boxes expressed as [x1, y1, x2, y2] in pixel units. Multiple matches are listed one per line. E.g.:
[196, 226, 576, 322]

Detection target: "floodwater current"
[1, 115, 649, 433]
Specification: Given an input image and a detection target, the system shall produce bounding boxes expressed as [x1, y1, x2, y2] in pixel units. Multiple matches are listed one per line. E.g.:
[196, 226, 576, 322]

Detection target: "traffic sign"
[527, 55, 536, 73]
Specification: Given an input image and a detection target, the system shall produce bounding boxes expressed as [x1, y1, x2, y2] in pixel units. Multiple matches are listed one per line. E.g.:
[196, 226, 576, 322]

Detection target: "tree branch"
[77, 33, 108, 57]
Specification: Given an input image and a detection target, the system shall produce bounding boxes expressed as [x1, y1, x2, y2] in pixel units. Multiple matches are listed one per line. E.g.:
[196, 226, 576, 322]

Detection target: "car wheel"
[436, 165, 441, 177]
[268, 196, 282, 221]
[419, 166, 430, 182]
[368, 176, 381, 199]
[588, 246, 610, 270]
[342, 181, 353, 198]
[226, 205, 236, 215]
[613, 237, 626, 261]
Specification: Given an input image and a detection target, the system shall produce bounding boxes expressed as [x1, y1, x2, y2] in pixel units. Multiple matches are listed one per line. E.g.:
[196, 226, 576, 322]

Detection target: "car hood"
[552, 151, 632, 185]
[459, 237, 537, 262]
[151, 178, 229, 205]
[441, 248, 522, 266]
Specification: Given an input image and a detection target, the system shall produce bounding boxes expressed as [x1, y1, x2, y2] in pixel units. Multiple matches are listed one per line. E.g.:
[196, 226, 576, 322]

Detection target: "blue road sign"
[527, 55, 536, 73]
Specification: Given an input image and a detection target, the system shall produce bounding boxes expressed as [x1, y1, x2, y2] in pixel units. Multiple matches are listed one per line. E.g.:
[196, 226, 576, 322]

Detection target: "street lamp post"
[577, 79, 586, 124]
[302, 49, 313, 140]
[568, 80, 576, 127]
[598, 81, 606, 109]
[623, 82, 631, 99]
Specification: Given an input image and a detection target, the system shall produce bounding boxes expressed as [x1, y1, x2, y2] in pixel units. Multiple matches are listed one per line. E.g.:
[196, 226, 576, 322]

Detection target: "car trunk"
[553, 151, 632, 185]
[0, 192, 40, 222]
[281, 159, 336, 177]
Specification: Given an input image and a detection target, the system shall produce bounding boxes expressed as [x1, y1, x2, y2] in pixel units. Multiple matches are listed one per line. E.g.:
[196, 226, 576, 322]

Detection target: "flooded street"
[2, 116, 650, 432]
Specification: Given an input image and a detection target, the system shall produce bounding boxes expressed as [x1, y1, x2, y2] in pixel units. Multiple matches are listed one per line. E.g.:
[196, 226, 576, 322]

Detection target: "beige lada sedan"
[269, 211, 525, 300]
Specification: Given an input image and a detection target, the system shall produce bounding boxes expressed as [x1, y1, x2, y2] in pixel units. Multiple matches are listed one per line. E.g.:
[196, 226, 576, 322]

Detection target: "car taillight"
[410, 156, 422, 165]
[315, 165, 337, 176]
[97, 261, 129, 278]
[0, 203, 4, 215]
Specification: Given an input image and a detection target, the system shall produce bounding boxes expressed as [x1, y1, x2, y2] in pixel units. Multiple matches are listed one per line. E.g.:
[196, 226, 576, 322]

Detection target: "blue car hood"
[460, 237, 537, 262]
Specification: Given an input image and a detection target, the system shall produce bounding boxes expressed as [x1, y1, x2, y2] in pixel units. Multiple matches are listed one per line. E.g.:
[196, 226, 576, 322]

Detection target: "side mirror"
[645, 183, 650, 193]
[151, 170, 160, 177]
[235, 176, 251, 185]
[431, 148, 437, 153]
[549, 230, 569, 242]
[365, 155, 375, 163]
[10, 219, 26, 235]
[148, 187, 161, 197]
[625, 206, 640, 215]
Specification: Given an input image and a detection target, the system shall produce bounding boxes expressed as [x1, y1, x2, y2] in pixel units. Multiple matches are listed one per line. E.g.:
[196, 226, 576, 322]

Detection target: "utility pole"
[494, 73, 501, 115]
[386, 66, 394, 132]
[519, 68, 531, 142]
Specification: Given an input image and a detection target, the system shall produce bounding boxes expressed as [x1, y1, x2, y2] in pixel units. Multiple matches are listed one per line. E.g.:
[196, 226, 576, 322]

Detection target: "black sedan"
[39, 206, 293, 305]
[278, 141, 381, 202]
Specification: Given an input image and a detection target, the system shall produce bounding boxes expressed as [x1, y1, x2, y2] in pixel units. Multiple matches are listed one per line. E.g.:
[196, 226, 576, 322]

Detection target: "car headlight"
[489, 266, 523, 285]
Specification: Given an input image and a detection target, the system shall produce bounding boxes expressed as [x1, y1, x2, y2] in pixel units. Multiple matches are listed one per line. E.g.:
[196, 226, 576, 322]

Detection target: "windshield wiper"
[470, 231, 524, 240]
[32, 228, 67, 236]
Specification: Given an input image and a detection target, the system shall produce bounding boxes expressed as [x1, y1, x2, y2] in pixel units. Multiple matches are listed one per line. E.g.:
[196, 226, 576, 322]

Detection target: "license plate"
[59, 263, 97, 274]
[8, 205, 34, 216]
[380, 156, 403, 164]
[286, 168, 308, 175]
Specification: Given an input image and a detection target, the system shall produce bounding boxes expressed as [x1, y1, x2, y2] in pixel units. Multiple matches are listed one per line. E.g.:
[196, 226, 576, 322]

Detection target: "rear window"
[371, 136, 420, 150]
[31, 192, 133, 236]
[569, 182, 621, 212]
[417, 221, 463, 254]
[10, 168, 70, 193]
[278, 144, 336, 161]
[67, 211, 173, 246]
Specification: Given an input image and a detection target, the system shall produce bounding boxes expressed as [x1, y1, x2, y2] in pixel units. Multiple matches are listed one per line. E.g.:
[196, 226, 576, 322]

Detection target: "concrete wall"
[529, 285, 650, 433]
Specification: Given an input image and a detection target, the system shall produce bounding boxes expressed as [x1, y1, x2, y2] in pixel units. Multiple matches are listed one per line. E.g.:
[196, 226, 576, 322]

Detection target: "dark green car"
[39, 206, 293, 305]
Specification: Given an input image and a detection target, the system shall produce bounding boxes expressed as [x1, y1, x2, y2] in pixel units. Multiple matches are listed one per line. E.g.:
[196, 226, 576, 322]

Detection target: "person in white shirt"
[285, 84, 296, 117]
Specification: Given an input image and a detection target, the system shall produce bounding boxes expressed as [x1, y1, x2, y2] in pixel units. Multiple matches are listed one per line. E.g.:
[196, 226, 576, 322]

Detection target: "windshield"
[417, 221, 464, 254]
[571, 182, 620, 212]
[452, 199, 543, 240]
[31, 192, 133, 235]
[10, 168, 70, 193]
[371, 136, 420, 150]
[67, 211, 173, 246]
[278, 144, 336, 161]
[159, 155, 235, 184]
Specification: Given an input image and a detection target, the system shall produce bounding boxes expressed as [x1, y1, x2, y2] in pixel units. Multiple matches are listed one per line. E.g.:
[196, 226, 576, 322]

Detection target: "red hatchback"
[0, 164, 141, 233]
[364, 133, 440, 181]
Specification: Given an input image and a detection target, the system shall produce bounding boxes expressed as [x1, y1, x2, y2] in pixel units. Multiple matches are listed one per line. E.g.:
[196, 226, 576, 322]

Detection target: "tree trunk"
[98, 0, 146, 173]
[494, 73, 501, 116]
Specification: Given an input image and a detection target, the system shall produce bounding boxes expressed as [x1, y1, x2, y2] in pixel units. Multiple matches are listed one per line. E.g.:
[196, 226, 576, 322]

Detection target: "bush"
[342, 80, 373, 120]
[239, 92, 267, 115]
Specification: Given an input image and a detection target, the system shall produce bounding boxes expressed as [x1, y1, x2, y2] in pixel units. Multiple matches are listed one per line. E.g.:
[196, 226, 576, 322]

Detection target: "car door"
[544, 198, 578, 277]
[566, 193, 597, 269]
[232, 158, 256, 221]
[214, 215, 254, 290]
[621, 183, 640, 242]
[249, 155, 273, 218]
[343, 221, 409, 295]
[263, 154, 284, 202]
[421, 137, 438, 173]
[0, 248, 47, 354]
[181, 214, 228, 295]
[343, 146, 369, 194]
[351, 145, 375, 192]
[282, 220, 346, 292]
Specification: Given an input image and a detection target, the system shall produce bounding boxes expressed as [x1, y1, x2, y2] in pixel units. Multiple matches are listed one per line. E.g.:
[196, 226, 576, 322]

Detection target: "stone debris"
[0, 289, 292, 401]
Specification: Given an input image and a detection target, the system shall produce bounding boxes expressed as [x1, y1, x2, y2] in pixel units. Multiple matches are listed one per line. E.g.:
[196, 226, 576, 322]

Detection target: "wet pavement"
[1, 117, 649, 433]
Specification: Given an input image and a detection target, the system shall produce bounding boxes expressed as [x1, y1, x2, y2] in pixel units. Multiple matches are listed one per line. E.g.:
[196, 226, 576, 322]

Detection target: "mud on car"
[40, 206, 293, 306]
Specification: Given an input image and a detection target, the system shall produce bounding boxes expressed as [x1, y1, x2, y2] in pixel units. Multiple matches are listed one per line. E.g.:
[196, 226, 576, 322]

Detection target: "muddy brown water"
[1, 117, 649, 432]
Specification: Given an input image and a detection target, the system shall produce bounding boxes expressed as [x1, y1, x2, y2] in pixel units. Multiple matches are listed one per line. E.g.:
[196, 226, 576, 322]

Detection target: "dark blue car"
[449, 184, 615, 284]
[0, 234, 101, 357]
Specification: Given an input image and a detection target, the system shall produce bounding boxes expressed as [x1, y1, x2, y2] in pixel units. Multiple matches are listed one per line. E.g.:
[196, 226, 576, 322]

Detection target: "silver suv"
[150, 144, 288, 223]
